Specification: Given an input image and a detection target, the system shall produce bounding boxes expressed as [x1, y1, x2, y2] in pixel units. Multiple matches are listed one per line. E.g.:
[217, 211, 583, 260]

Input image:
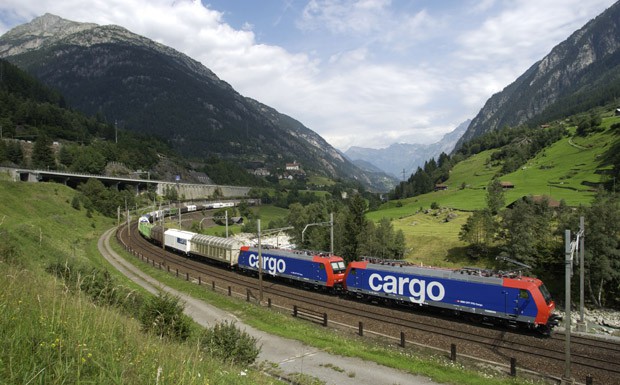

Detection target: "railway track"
[117, 222, 620, 384]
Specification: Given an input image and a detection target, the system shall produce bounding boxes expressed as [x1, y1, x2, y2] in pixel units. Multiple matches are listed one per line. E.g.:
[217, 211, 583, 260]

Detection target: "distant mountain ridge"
[0, 14, 389, 191]
[345, 120, 469, 178]
[455, 1, 620, 149]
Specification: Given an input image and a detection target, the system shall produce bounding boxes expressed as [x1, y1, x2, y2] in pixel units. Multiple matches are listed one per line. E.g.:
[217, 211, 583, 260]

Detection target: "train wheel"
[537, 324, 552, 336]
[466, 314, 483, 324]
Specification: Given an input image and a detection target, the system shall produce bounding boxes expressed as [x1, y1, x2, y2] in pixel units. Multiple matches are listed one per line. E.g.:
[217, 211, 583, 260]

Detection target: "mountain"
[0, 14, 386, 190]
[455, 2, 620, 150]
[345, 119, 469, 178]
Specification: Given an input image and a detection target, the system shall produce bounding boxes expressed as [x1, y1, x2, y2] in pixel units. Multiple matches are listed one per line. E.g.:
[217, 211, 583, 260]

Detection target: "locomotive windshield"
[539, 284, 553, 305]
[331, 261, 346, 274]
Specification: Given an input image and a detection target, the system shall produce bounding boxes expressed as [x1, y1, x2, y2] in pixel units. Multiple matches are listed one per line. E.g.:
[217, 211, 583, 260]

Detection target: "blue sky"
[0, 0, 617, 150]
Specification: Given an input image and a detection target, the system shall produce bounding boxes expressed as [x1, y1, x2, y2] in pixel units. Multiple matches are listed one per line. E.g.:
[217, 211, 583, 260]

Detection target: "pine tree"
[31, 134, 55, 169]
[583, 191, 620, 306]
[341, 194, 367, 262]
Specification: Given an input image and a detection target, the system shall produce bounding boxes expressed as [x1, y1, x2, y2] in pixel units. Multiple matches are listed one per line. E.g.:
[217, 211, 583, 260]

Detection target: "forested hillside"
[391, 106, 620, 202]
[0, 14, 389, 191]
[0, 59, 169, 172]
[0, 59, 274, 187]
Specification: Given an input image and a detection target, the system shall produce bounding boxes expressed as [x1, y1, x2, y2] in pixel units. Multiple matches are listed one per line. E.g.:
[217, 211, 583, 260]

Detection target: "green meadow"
[368, 116, 619, 265]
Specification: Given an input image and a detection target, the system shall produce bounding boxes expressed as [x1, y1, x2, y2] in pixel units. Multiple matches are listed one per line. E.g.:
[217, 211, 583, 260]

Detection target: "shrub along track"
[117, 223, 620, 385]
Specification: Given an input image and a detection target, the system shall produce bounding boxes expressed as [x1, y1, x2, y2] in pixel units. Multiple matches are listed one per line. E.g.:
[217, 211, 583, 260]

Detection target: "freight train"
[137, 212, 559, 334]
[139, 215, 346, 290]
[142, 201, 237, 223]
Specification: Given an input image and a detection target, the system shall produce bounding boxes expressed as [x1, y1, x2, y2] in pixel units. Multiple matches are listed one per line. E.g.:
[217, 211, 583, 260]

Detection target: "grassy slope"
[368, 116, 619, 265]
[0, 178, 280, 385]
[197, 204, 289, 236]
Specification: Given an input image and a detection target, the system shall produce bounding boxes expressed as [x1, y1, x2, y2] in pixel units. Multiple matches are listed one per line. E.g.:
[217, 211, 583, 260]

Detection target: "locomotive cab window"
[539, 284, 553, 305]
[519, 289, 529, 299]
[331, 261, 346, 273]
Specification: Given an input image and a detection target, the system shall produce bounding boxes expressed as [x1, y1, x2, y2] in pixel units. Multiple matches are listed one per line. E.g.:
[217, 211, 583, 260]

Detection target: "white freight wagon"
[164, 228, 195, 254]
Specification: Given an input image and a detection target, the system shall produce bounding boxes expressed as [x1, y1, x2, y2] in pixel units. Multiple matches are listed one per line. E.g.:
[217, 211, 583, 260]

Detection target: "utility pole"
[301, 213, 334, 256]
[256, 223, 294, 302]
[577, 217, 586, 332]
[126, 205, 131, 244]
[258, 219, 263, 302]
[330, 212, 334, 257]
[199, 214, 228, 236]
[160, 203, 165, 251]
[562, 230, 574, 385]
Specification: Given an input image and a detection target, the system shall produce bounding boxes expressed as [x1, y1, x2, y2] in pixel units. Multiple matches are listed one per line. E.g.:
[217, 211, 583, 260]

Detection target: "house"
[286, 162, 300, 171]
[434, 184, 448, 191]
[253, 168, 271, 177]
[507, 195, 561, 209]
[615, 108, 620, 116]
[500, 181, 515, 189]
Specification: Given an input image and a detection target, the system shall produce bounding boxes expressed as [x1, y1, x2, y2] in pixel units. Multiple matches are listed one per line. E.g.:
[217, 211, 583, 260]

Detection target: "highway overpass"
[1, 167, 250, 199]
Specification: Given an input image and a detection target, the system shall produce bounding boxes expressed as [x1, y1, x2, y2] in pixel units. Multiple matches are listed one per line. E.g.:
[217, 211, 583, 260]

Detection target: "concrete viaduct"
[1, 167, 251, 199]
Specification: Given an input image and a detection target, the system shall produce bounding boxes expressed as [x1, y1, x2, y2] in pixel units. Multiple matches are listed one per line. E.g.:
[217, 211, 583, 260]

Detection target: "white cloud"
[0, 0, 616, 150]
[456, 0, 613, 63]
[299, 0, 391, 35]
[449, 0, 616, 115]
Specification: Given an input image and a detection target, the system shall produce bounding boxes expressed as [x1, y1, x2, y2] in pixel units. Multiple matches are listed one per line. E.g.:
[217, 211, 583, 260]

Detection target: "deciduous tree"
[499, 197, 555, 272]
[459, 209, 496, 256]
[486, 178, 505, 215]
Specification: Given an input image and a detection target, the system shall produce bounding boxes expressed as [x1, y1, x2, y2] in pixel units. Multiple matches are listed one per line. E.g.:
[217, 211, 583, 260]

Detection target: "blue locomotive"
[344, 260, 559, 334]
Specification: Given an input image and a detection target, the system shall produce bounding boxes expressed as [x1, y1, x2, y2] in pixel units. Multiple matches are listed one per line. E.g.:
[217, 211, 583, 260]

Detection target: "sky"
[0, 0, 617, 151]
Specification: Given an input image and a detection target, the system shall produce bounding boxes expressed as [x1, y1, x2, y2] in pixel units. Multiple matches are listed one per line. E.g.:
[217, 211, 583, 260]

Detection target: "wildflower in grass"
[156, 366, 163, 385]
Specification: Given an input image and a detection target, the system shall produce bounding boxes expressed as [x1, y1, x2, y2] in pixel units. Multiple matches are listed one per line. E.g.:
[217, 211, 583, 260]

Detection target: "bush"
[0, 230, 22, 266]
[71, 195, 81, 210]
[200, 320, 261, 366]
[46, 261, 142, 312]
[139, 291, 192, 341]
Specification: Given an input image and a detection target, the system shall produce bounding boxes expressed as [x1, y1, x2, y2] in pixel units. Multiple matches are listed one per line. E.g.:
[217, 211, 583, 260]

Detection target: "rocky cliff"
[455, 2, 620, 150]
